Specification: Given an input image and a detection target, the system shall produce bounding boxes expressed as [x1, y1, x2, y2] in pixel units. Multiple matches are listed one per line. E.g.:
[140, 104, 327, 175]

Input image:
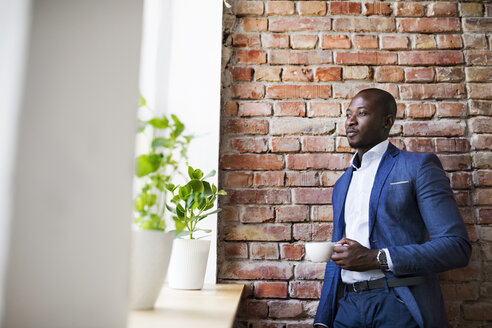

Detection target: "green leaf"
[135, 154, 162, 177]
[202, 170, 216, 180]
[178, 185, 190, 200]
[176, 204, 185, 218]
[166, 204, 177, 214]
[172, 217, 187, 232]
[148, 117, 169, 129]
[137, 120, 147, 132]
[188, 166, 194, 179]
[187, 179, 204, 194]
[193, 169, 203, 180]
[196, 208, 222, 221]
[139, 94, 146, 107]
[151, 137, 174, 149]
[202, 181, 212, 197]
[171, 114, 185, 138]
[165, 183, 176, 192]
[217, 190, 227, 195]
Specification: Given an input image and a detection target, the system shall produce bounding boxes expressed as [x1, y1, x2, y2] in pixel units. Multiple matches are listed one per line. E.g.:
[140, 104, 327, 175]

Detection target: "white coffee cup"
[305, 241, 336, 262]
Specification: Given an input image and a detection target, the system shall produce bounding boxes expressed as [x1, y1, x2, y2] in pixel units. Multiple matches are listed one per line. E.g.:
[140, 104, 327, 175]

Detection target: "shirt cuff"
[382, 248, 393, 271]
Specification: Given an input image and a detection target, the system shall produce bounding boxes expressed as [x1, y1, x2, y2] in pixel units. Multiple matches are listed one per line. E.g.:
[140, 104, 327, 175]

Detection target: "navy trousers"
[333, 286, 419, 328]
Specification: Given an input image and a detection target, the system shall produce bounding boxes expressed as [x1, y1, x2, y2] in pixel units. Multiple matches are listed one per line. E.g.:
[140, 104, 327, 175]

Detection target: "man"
[314, 88, 471, 328]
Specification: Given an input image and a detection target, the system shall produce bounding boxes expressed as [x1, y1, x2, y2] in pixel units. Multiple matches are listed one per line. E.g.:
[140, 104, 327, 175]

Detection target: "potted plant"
[130, 96, 191, 309]
[165, 166, 226, 290]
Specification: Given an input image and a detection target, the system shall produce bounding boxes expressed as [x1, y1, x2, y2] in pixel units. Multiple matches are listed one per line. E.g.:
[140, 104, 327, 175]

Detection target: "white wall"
[0, 0, 32, 322]
[2, 1, 143, 327]
[139, 0, 223, 284]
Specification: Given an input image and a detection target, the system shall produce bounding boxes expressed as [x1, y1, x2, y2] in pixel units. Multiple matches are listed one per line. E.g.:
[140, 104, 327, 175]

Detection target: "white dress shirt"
[341, 139, 393, 284]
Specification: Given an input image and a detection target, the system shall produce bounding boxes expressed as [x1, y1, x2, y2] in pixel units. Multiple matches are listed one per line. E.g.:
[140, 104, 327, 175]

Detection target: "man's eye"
[358, 112, 366, 116]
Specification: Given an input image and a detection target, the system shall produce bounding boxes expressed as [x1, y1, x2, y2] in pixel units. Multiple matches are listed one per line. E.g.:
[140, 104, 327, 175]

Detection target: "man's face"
[345, 94, 391, 156]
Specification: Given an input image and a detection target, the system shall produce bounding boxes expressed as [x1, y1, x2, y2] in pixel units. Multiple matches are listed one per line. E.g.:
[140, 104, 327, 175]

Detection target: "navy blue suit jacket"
[314, 143, 471, 328]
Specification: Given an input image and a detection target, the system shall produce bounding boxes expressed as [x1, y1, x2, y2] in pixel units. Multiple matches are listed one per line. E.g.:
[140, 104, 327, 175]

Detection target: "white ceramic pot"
[167, 238, 211, 290]
[129, 229, 174, 309]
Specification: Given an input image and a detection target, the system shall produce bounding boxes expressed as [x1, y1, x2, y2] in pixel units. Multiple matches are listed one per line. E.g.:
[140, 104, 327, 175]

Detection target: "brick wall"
[218, 1, 492, 327]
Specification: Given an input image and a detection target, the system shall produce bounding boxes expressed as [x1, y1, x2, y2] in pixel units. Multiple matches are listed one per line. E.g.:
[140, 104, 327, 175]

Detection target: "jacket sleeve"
[387, 154, 471, 276]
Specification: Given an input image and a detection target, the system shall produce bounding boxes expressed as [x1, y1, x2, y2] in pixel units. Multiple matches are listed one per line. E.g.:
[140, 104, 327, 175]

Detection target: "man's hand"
[331, 238, 379, 271]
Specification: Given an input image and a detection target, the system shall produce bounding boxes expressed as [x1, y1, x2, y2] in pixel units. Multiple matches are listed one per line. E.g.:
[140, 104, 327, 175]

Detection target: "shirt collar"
[351, 139, 389, 170]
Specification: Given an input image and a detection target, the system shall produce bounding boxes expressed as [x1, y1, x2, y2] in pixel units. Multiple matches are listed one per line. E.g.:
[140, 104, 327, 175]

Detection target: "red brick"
[469, 100, 492, 116]
[402, 120, 466, 137]
[374, 66, 404, 82]
[223, 101, 238, 116]
[271, 117, 335, 135]
[224, 242, 248, 259]
[223, 118, 268, 135]
[333, 84, 398, 100]
[233, 33, 262, 48]
[231, 67, 253, 81]
[405, 67, 435, 82]
[450, 172, 472, 189]
[308, 102, 340, 117]
[335, 51, 397, 65]
[224, 224, 291, 241]
[470, 117, 492, 133]
[468, 83, 492, 100]
[381, 35, 409, 50]
[436, 35, 462, 49]
[281, 244, 304, 260]
[255, 282, 288, 298]
[364, 2, 392, 16]
[343, 66, 371, 80]
[291, 34, 318, 49]
[238, 102, 271, 116]
[471, 135, 492, 151]
[315, 67, 342, 82]
[287, 153, 351, 170]
[256, 67, 282, 82]
[242, 18, 268, 32]
[293, 223, 333, 241]
[219, 206, 239, 222]
[461, 300, 492, 320]
[232, 84, 265, 99]
[465, 50, 492, 66]
[474, 171, 492, 188]
[312, 205, 334, 221]
[329, 2, 361, 15]
[276, 205, 310, 222]
[399, 51, 463, 65]
[475, 189, 492, 206]
[321, 35, 351, 49]
[436, 67, 464, 82]
[406, 103, 436, 118]
[269, 50, 332, 65]
[460, 3, 484, 17]
[244, 299, 268, 318]
[321, 171, 344, 187]
[269, 17, 331, 32]
[223, 189, 291, 204]
[220, 261, 293, 280]
[438, 155, 472, 171]
[441, 282, 479, 301]
[414, 34, 437, 50]
[240, 206, 275, 223]
[333, 17, 395, 32]
[466, 67, 492, 83]
[237, 1, 264, 16]
[269, 300, 303, 318]
[250, 242, 279, 260]
[404, 138, 434, 153]
[399, 83, 465, 100]
[441, 261, 481, 281]
[220, 154, 284, 170]
[265, 1, 295, 16]
[298, 1, 327, 16]
[254, 171, 285, 187]
[395, 3, 424, 17]
[237, 49, 267, 64]
[271, 137, 300, 153]
[261, 33, 289, 48]
[285, 172, 319, 187]
[463, 34, 487, 50]
[295, 262, 326, 280]
[399, 18, 460, 33]
[427, 2, 457, 17]
[223, 171, 254, 187]
[435, 138, 470, 153]
[289, 281, 322, 299]
[274, 102, 305, 117]
[292, 188, 333, 204]
[283, 67, 314, 82]
[301, 136, 335, 152]
[353, 35, 378, 49]
[473, 152, 492, 170]
[453, 190, 471, 206]
[463, 18, 492, 32]
[267, 85, 332, 99]
[478, 208, 492, 224]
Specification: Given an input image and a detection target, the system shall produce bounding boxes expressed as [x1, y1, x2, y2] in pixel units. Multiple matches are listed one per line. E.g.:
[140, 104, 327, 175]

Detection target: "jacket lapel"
[333, 166, 353, 241]
[368, 143, 400, 238]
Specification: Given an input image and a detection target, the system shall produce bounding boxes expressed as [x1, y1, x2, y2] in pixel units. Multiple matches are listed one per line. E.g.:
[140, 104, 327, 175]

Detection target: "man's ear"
[384, 114, 395, 131]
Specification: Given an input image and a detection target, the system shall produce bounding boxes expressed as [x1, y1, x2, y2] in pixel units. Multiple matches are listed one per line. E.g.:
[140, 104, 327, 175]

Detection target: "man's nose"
[346, 114, 356, 126]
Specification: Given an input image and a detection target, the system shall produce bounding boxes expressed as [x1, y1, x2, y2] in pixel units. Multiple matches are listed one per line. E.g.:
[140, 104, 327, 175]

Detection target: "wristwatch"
[377, 249, 389, 271]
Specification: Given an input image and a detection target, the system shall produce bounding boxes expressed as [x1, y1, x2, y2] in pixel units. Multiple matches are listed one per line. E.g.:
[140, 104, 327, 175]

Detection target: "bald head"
[355, 88, 397, 117]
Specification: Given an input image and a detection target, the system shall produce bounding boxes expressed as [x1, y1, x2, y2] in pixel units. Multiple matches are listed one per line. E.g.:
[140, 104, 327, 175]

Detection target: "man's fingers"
[333, 245, 348, 253]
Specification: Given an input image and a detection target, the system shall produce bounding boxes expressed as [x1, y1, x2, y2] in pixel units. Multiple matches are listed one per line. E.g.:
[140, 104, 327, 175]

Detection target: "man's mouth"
[346, 130, 358, 137]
